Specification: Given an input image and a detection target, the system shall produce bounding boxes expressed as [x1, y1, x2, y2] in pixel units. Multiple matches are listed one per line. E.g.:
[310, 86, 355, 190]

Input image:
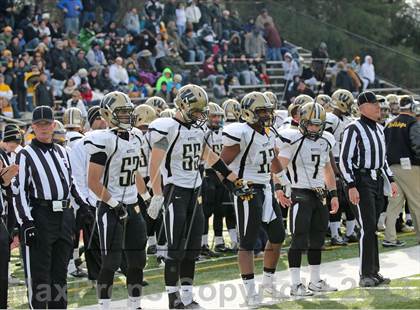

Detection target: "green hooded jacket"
[155, 67, 173, 92]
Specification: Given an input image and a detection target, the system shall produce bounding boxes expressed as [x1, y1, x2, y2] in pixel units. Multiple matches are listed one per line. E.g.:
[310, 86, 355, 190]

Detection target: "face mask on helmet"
[299, 118, 325, 140]
[299, 102, 326, 140]
[207, 113, 224, 129]
[255, 107, 274, 127]
[184, 106, 208, 126]
[112, 106, 135, 130]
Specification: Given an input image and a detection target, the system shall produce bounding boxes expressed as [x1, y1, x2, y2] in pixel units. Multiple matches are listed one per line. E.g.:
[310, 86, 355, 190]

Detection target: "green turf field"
[7, 231, 419, 309]
[264, 274, 420, 309]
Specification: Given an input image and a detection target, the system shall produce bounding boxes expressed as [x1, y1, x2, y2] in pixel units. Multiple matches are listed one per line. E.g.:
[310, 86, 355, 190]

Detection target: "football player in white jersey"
[145, 96, 169, 116]
[277, 101, 339, 296]
[280, 94, 313, 130]
[378, 95, 391, 126]
[221, 92, 290, 306]
[133, 104, 166, 262]
[63, 107, 85, 149]
[86, 92, 151, 310]
[147, 84, 250, 309]
[325, 89, 358, 245]
[222, 98, 241, 124]
[69, 106, 107, 285]
[201, 103, 238, 255]
[63, 107, 90, 277]
[316, 94, 334, 113]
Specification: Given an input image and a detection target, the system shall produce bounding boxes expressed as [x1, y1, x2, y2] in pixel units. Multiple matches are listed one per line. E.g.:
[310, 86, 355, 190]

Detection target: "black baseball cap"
[357, 91, 383, 106]
[32, 106, 54, 124]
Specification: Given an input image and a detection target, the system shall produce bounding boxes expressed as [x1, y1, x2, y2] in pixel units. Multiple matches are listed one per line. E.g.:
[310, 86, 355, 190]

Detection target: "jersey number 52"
[120, 156, 140, 186]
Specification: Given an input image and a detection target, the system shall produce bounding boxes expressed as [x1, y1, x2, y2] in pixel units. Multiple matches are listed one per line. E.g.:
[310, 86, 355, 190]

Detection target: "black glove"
[77, 203, 95, 225]
[22, 220, 37, 247]
[114, 202, 128, 221]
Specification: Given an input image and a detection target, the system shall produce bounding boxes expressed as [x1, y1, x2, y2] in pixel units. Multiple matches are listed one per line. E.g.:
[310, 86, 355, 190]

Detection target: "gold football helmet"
[263, 91, 278, 107]
[134, 104, 157, 127]
[331, 89, 354, 114]
[63, 107, 85, 129]
[175, 84, 209, 125]
[288, 94, 313, 116]
[241, 92, 274, 127]
[386, 94, 399, 105]
[207, 102, 225, 129]
[159, 108, 176, 118]
[53, 120, 66, 145]
[315, 94, 333, 112]
[145, 96, 168, 115]
[299, 102, 326, 139]
[100, 91, 135, 130]
[222, 99, 241, 122]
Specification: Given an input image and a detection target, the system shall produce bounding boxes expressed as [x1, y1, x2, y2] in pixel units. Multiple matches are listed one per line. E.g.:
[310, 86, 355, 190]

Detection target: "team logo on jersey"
[197, 196, 202, 204]
[134, 205, 140, 214]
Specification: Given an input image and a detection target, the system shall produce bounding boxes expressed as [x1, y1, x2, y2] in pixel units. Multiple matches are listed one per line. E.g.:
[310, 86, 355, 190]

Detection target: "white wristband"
[106, 197, 119, 208]
[141, 191, 151, 201]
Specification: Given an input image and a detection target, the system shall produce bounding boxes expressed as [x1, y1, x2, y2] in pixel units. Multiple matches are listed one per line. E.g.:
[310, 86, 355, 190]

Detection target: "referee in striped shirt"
[339, 91, 398, 288]
[14, 106, 93, 309]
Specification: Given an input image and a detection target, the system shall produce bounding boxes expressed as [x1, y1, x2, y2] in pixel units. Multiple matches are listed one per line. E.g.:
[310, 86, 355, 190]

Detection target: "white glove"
[277, 170, 292, 198]
[147, 195, 164, 220]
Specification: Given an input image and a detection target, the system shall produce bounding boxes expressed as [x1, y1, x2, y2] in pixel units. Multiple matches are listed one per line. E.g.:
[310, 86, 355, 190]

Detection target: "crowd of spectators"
[0, 0, 299, 119]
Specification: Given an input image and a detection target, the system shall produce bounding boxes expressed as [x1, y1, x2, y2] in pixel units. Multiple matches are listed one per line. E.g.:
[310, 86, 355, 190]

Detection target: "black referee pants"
[352, 171, 385, 277]
[0, 217, 10, 309]
[22, 204, 75, 309]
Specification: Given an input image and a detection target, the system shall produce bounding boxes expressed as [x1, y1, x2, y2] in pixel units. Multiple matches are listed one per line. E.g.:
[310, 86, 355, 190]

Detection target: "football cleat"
[308, 280, 338, 292]
[290, 283, 314, 296]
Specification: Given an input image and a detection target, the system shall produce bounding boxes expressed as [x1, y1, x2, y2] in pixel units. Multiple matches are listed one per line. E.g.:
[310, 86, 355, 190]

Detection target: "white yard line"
[79, 245, 420, 309]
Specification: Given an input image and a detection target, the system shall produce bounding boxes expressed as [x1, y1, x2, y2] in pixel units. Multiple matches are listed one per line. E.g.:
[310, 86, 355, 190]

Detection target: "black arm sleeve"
[90, 152, 108, 166]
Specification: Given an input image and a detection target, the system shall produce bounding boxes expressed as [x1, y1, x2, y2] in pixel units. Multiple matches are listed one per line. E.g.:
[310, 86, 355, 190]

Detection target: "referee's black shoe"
[373, 273, 391, 285]
[359, 276, 377, 287]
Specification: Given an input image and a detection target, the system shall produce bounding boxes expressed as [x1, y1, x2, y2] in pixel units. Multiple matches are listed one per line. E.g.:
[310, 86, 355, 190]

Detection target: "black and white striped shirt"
[339, 115, 394, 187]
[14, 139, 86, 224]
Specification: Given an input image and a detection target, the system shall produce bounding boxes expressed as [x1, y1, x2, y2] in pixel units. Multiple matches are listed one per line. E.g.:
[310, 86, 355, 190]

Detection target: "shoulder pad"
[222, 122, 245, 144]
[321, 131, 336, 149]
[84, 130, 113, 155]
[277, 127, 302, 144]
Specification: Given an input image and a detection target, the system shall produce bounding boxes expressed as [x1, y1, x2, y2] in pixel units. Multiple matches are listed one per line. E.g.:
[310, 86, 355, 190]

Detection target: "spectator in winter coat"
[163, 0, 177, 24]
[123, 8, 140, 35]
[86, 41, 107, 68]
[176, 2, 187, 36]
[67, 90, 87, 117]
[255, 8, 274, 29]
[156, 67, 173, 92]
[81, 0, 96, 25]
[109, 57, 129, 86]
[283, 52, 299, 81]
[100, 0, 119, 27]
[57, 0, 83, 34]
[264, 22, 282, 61]
[34, 73, 54, 107]
[181, 29, 205, 62]
[244, 27, 266, 58]
[335, 61, 354, 92]
[185, 0, 201, 31]
[359, 55, 378, 90]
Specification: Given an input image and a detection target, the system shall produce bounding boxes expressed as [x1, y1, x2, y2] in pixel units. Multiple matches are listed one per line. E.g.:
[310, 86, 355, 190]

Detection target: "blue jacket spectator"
[57, 0, 83, 34]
